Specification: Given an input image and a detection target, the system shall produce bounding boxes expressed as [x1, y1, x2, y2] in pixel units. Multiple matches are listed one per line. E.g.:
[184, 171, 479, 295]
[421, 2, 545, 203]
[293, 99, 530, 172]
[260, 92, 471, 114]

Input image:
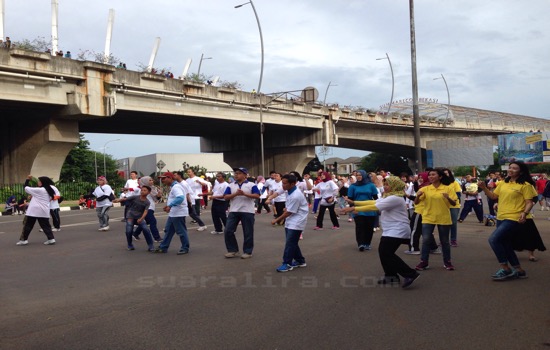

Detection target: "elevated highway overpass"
[1, 48, 549, 182]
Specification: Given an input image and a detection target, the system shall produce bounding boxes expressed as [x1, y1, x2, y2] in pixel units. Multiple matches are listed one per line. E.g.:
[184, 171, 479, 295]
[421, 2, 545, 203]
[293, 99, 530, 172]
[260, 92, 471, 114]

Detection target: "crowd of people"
[7, 164, 548, 289]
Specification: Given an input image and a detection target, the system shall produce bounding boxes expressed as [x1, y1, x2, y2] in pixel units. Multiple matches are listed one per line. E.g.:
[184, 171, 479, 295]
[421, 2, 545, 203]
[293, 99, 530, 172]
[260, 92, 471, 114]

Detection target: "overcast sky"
[3, 0, 550, 161]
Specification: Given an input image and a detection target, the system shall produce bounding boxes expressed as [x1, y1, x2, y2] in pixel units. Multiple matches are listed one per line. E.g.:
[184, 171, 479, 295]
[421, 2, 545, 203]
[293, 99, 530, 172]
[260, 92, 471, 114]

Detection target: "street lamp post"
[322, 81, 337, 106]
[433, 73, 450, 125]
[235, 0, 265, 176]
[197, 53, 212, 77]
[376, 53, 394, 115]
[409, 0, 422, 173]
[103, 139, 120, 177]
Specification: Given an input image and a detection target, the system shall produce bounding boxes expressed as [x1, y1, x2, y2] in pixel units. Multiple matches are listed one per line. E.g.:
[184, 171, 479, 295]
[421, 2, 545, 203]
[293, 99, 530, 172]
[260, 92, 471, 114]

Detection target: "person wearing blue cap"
[223, 167, 261, 259]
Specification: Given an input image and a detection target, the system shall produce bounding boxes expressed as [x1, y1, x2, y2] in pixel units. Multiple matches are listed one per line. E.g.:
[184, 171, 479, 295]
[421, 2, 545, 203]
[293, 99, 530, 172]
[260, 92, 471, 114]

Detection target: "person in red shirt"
[535, 174, 548, 211]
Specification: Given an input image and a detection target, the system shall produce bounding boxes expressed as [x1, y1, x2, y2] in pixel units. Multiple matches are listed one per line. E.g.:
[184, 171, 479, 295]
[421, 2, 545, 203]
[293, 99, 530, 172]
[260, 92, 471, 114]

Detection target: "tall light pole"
[94, 151, 98, 180]
[433, 73, 450, 125]
[235, 0, 265, 176]
[197, 53, 213, 76]
[322, 81, 337, 105]
[409, 0, 422, 173]
[103, 139, 120, 177]
[376, 53, 394, 115]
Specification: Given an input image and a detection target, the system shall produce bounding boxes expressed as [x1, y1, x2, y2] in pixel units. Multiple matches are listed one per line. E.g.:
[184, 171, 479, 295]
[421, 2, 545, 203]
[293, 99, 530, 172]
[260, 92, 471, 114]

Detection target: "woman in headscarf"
[132, 176, 163, 242]
[342, 176, 420, 289]
[346, 170, 378, 251]
[312, 171, 339, 230]
[16, 175, 58, 246]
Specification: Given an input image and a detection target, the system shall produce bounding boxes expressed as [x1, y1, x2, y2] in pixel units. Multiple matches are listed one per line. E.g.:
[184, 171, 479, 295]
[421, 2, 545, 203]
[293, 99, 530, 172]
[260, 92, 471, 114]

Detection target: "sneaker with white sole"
[276, 263, 293, 272]
[197, 226, 207, 231]
[241, 253, 253, 259]
[291, 261, 307, 268]
[43, 239, 56, 245]
[52, 228, 61, 232]
[224, 252, 240, 258]
[101, 226, 110, 231]
[492, 268, 517, 281]
[16, 240, 29, 246]
[404, 250, 421, 255]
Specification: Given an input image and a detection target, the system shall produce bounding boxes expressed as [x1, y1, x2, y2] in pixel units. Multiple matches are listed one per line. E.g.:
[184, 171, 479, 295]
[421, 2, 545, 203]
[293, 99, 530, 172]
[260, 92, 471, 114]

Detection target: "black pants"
[211, 199, 228, 232]
[256, 198, 270, 214]
[316, 204, 339, 228]
[274, 201, 286, 219]
[20, 216, 54, 241]
[459, 200, 484, 222]
[487, 197, 497, 216]
[354, 215, 376, 246]
[50, 208, 61, 229]
[409, 213, 438, 251]
[378, 236, 417, 278]
[188, 202, 205, 226]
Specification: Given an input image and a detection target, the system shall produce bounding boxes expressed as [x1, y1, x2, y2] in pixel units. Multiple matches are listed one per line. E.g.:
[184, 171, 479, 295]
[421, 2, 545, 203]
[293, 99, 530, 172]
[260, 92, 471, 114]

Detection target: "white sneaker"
[197, 226, 207, 231]
[44, 239, 56, 245]
[16, 240, 29, 246]
[211, 230, 220, 235]
[52, 228, 61, 232]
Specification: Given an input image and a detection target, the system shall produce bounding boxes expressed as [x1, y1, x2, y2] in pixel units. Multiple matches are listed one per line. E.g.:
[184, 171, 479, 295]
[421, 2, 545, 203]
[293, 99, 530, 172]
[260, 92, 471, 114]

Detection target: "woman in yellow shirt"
[414, 169, 457, 271]
[478, 161, 537, 281]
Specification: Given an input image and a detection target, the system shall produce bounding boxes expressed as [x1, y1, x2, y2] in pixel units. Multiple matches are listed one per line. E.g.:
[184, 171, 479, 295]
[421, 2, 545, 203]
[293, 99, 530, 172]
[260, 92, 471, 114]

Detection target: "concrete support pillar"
[0, 117, 79, 184]
[223, 145, 317, 177]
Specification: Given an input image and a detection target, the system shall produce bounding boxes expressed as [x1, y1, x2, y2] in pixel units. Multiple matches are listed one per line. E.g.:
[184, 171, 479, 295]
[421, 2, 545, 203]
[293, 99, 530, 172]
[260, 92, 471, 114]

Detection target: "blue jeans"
[159, 216, 189, 252]
[126, 218, 153, 249]
[224, 212, 255, 254]
[488, 220, 521, 266]
[421, 224, 451, 263]
[133, 209, 161, 240]
[450, 208, 460, 241]
[96, 206, 111, 228]
[282, 228, 305, 265]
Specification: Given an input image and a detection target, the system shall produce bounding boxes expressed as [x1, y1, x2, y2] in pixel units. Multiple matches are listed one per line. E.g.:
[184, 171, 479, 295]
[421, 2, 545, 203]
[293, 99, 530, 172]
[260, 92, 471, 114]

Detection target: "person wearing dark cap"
[223, 167, 261, 259]
[16, 175, 58, 246]
[155, 172, 190, 255]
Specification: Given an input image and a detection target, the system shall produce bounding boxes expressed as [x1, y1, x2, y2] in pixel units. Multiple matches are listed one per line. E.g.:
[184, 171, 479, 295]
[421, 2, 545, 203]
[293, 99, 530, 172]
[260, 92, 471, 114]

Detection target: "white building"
[117, 153, 233, 178]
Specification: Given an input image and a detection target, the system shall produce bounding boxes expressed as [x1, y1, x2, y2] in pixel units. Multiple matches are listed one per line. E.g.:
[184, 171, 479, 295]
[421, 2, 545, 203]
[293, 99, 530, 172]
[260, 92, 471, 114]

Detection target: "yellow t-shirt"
[449, 181, 462, 209]
[493, 181, 537, 221]
[418, 184, 457, 224]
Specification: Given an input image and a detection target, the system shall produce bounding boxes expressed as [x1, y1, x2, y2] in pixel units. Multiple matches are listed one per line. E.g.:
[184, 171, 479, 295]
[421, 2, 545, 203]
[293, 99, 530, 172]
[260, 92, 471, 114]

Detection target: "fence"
[1, 180, 126, 202]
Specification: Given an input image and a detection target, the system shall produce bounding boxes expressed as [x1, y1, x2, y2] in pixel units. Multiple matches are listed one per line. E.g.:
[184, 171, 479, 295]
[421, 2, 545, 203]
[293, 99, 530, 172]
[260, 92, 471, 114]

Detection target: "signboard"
[497, 132, 550, 164]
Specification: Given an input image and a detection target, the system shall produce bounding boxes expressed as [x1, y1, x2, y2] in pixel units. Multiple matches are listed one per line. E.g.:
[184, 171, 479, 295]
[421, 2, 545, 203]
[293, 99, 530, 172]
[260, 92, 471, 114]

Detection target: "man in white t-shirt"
[186, 168, 209, 219]
[155, 172, 190, 255]
[272, 174, 309, 272]
[209, 172, 229, 234]
[122, 171, 139, 222]
[223, 167, 260, 259]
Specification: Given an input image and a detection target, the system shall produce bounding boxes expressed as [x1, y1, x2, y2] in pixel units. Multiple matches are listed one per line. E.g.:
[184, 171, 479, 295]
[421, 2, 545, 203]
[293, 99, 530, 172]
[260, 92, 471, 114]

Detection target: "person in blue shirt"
[346, 170, 379, 251]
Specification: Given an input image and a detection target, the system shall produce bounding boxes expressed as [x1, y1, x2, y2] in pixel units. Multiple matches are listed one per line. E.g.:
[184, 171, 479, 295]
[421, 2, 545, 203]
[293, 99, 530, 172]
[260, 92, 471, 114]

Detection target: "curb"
[2, 203, 121, 216]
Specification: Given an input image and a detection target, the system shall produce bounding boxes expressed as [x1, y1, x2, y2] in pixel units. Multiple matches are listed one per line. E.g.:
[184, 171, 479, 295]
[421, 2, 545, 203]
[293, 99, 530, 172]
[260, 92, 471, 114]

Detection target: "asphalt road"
[1, 205, 550, 350]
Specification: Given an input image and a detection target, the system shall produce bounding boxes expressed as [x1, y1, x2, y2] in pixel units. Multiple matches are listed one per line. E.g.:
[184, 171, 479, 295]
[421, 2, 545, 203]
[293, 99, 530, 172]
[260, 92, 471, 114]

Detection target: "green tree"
[360, 152, 412, 175]
[60, 134, 118, 182]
